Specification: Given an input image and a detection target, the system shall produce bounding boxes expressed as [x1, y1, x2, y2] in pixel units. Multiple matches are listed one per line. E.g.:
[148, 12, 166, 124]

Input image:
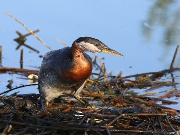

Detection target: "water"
[0, 0, 179, 109]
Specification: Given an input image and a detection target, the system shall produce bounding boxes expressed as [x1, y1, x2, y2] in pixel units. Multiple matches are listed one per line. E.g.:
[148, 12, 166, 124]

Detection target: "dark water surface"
[0, 0, 179, 109]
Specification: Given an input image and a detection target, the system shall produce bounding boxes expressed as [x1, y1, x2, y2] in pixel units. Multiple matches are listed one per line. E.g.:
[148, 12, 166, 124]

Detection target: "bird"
[38, 37, 123, 105]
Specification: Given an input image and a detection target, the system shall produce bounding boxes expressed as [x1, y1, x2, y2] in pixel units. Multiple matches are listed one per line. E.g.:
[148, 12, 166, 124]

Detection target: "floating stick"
[170, 45, 179, 68]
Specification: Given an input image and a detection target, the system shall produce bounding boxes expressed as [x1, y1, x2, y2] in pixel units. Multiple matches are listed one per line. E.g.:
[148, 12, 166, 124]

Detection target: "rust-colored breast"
[62, 43, 92, 82]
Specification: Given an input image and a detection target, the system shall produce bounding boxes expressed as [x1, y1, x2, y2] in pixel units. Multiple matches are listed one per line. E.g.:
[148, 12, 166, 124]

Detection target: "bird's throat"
[62, 43, 92, 82]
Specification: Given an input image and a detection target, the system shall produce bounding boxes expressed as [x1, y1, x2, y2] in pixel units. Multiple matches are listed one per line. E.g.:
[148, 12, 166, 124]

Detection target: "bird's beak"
[101, 48, 124, 57]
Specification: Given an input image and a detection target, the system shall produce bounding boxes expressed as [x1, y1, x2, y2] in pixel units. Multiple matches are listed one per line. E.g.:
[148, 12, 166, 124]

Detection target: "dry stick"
[108, 129, 169, 134]
[170, 45, 179, 68]
[15, 31, 40, 53]
[123, 113, 167, 116]
[3, 113, 14, 133]
[118, 68, 180, 80]
[56, 38, 69, 47]
[135, 121, 146, 129]
[158, 89, 177, 100]
[91, 129, 104, 135]
[0, 46, 2, 65]
[0, 11, 52, 51]
[20, 49, 23, 69]
[165, 116, 177, 132]
[23, 29, 40, 37]
[14, 30, 40, 41]
[106, 126, 111, 135]
[157, 116, 166, 132]
[170, 45, 179, 85]
[107, 114, 122, 126]
[0, 84, 38, 96]
[93, 53, 105, 67]
[106, 113, 167, 129]
[94, 53, 108, 80]
[0, 67, 38, 74]
[13, 127, 29, 135]
[0, 119, 103, 131]
[78, 114, 88, 125]
[23, 43, 40, 53]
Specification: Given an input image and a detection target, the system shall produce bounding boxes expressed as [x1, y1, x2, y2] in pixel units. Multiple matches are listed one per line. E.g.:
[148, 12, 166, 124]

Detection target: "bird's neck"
[72, 42, 83, 58]
[61, 43, 92, 82]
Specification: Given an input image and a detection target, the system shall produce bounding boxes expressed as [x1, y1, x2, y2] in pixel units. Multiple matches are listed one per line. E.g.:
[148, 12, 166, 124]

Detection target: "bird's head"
[73, 37, 123, 57]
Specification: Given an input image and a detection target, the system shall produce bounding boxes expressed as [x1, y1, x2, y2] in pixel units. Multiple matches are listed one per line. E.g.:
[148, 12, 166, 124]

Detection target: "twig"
[157, 116, 165, 132]
[107, 114, 122, 126]
[0, 66, 38, 74]
[22, 43, 40, 53]
[93, 53, 108, 81]
[22, 29, 40, 37]
[0, 119, 103, 131]
[106, 126, 111, 135]
[78, 114, 88, 125]
[56, 38, 69, 47]
[0, 46, 2, 66]
[170, 45, 179, 68]
[13, 127, 29, 135]
[158, 89, 177, 100]
[0, 84, 38, 96]
[14, 31, 40, 53]
[93, 53, 104, 66]
[165, 116, 177, 132]
[123, 113, 167, 116]
[118, 68, 180, 80]
[109, 129, 169, 134]
[20, 49, 23, 69]
[0, 11, 52, 51]
[91, 128, 104, 135]
[134, 121, 145, 129]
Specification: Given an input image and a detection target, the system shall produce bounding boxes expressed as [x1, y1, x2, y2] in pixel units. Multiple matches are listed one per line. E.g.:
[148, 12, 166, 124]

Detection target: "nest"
[0, 67, 180, 135]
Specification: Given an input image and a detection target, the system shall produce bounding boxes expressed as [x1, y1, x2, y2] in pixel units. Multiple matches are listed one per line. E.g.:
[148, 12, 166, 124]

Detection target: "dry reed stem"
[0, 11, 52, 51]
